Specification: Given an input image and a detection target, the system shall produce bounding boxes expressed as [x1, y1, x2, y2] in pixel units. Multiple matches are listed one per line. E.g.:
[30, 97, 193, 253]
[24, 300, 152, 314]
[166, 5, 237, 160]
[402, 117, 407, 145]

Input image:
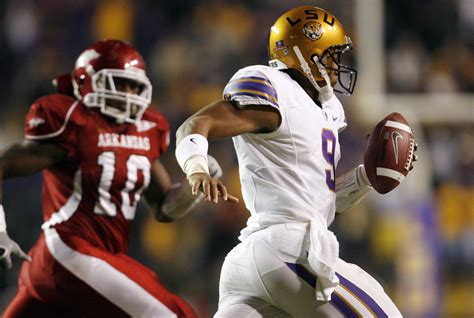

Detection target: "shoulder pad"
[140, 108, 170, 153]
[24, 94, 79, 140]
[223, 65, 279, 109]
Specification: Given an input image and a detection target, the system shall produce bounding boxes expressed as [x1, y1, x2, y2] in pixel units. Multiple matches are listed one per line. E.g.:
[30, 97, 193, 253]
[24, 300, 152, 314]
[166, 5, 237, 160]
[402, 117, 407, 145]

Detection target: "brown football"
[364, 112, 415, 194]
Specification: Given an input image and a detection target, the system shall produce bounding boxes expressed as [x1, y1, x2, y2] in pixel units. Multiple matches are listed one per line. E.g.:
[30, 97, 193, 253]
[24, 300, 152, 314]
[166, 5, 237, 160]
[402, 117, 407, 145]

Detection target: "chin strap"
[292, 46, 334, 103]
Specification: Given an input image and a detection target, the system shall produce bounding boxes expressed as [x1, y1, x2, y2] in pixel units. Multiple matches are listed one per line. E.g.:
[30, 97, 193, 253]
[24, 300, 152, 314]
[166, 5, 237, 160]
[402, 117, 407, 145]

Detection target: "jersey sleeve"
[223, 67, 279, 109]
[24, 94, 79, 156]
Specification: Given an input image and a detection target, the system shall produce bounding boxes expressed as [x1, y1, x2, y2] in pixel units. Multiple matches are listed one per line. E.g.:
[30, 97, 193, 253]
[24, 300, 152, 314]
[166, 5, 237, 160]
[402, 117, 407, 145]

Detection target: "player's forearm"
[0, 143, 31, 179]
[0, 145, 9, 232]
[0, 166, 3, 203]
[0, 166, 7, 231]
[0, 141, 65, 178]
[335, 164, 372, 213]
[177, 100, 271, 145]
[0, 143, 35, 230]
[0, 167, 4, 230]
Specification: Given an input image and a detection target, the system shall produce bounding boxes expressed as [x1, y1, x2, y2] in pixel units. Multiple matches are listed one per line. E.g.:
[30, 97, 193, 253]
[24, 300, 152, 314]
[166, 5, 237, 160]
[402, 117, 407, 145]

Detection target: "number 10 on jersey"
[95, 152, 151, 220]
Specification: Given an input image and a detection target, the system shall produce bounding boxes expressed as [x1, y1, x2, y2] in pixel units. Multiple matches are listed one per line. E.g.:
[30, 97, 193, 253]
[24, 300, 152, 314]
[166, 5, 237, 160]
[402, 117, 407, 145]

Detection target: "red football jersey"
[24, 94, 170, 253]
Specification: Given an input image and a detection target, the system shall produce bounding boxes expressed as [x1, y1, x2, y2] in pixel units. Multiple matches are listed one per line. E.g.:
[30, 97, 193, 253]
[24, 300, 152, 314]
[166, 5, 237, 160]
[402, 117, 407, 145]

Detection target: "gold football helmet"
[268, 6, 357, 95]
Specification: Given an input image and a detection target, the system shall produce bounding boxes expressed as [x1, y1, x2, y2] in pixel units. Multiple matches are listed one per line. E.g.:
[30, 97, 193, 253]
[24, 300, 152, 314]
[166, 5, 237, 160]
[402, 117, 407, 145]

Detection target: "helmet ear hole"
[78, 75, 85, 85]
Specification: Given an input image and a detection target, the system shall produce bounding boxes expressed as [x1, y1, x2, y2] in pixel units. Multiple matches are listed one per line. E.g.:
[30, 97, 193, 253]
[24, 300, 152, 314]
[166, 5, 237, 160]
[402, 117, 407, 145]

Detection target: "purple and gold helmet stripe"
[285, 263, 388, 317]
[224, 76, 278, 107]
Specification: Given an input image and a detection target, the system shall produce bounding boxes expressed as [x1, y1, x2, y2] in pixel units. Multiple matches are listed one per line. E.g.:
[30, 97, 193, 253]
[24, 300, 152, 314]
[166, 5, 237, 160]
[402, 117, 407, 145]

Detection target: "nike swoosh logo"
[190, 138, 196, 144]
[391, 131, 403, 164]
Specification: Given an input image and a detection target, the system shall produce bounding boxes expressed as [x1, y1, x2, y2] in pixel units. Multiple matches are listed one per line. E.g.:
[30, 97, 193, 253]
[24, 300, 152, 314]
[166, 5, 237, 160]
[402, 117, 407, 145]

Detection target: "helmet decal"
[302, 22, 323, 41]
[273, 40, 289, 57]
[75, 49, 100, 75]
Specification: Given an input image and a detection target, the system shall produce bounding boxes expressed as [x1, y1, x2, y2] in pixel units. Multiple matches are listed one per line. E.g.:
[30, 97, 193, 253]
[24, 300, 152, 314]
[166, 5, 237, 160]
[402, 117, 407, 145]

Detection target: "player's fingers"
[191, 181, 200, 196]
[202, 180, 211, 201]
[218, 183, 229, 201]
[189, 178, 198, 195]
[191, 177, 206, 196]
[225, 194, 240, 203]
[413, 154, 419, 161]
[14, 244, 31, 262]
[210, 181, 219, 204]
[0, 246, 7, 258]
[0, 255, 12, 270]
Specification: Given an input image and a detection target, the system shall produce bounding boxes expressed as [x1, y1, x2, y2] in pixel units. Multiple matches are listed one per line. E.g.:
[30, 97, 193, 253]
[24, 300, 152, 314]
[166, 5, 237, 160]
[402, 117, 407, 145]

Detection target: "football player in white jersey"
[176, 6, 405, 317]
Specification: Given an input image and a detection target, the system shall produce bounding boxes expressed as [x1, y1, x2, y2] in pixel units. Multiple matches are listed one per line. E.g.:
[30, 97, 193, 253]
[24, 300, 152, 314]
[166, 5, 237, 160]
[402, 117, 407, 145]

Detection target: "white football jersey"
[223, 65, 347, 240]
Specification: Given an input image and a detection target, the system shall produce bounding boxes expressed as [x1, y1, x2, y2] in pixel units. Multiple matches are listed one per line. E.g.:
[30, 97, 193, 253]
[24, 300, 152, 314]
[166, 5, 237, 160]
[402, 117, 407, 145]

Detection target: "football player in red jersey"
[0, 39, 235, 317]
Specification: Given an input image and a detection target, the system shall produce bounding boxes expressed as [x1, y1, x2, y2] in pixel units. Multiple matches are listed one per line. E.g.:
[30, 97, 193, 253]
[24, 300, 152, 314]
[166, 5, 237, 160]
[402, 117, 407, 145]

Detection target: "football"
[364, 112, 416, 194]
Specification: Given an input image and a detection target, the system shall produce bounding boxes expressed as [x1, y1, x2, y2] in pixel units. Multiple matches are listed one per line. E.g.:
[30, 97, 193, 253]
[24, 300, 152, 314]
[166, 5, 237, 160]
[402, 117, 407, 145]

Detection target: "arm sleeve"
[223, 67, 280, 110]
[24, 95, 79, 158]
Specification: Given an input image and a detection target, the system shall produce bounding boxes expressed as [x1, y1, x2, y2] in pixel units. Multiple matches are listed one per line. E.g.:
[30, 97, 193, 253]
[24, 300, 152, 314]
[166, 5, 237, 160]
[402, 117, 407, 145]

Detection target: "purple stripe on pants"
[286, 263, 360, 317]
[336, 272, 388, 317]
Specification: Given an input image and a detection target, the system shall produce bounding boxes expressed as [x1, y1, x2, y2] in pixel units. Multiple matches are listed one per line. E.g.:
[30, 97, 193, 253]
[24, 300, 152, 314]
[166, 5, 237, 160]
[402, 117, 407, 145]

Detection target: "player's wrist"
[0, 204, 7, 232]
[175, 134, 210, 178]
[184, 155, 209, 178]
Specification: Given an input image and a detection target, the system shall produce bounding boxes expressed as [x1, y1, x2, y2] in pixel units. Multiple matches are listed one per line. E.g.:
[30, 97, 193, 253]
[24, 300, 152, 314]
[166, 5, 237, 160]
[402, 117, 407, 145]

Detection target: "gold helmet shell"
[268, 6, 357, 94]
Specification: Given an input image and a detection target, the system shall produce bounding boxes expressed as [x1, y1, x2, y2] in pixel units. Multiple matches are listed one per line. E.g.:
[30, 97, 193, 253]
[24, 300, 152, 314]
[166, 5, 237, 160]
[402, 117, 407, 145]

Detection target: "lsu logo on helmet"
[303, 22, 323, 41]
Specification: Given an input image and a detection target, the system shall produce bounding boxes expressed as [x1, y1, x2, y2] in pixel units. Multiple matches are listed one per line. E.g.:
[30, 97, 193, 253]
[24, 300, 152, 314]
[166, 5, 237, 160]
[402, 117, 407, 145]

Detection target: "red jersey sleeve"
[24, 94, 80, 158]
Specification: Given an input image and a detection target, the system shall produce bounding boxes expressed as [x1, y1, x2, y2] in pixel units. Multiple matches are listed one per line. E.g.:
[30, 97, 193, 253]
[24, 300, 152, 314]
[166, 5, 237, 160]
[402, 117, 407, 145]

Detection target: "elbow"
[176, 117, 196, 143]
[175, 121, 188, 143]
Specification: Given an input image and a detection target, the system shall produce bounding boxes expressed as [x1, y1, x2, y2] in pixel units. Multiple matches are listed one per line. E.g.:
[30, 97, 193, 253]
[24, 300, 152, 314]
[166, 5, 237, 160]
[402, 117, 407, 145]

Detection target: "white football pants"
[215, 223, 402, 318]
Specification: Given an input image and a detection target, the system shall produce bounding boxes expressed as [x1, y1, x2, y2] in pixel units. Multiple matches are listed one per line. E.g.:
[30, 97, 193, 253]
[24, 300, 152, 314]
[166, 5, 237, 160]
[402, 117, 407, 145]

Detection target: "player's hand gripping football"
[0, 231, 31, 270]
[188, 155, 239, 204]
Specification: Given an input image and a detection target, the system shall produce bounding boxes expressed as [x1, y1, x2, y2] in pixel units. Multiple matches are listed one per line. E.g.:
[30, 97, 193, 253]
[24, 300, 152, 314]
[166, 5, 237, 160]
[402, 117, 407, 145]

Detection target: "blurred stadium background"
[0, 0, 472, 317]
